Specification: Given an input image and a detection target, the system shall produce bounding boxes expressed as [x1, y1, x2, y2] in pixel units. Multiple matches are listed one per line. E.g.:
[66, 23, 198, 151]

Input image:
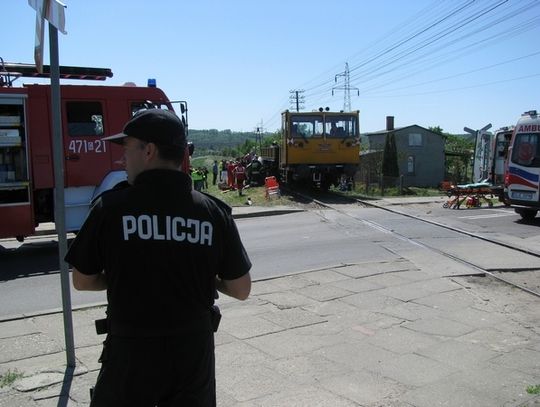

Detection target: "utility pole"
[332, 62, 359, 112]
[255, 119, 264, 154]
[289, 89, 305, 112]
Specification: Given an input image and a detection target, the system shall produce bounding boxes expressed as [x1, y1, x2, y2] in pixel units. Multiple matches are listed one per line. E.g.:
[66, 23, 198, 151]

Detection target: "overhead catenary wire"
[262, 0, 540, 130]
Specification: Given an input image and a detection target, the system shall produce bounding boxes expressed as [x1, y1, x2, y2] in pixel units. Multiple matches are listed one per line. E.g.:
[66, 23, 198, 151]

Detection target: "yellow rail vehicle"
[263, 110, 360, 189]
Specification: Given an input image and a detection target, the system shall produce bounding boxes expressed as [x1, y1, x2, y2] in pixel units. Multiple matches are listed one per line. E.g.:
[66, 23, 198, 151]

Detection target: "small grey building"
[360, 117, 445, 188]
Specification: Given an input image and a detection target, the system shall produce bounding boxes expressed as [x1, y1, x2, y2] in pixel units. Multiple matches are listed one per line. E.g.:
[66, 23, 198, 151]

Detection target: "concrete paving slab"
[0, 334, 62, 364]
[490, 348, 540, 376]
[269, 353, 354, 386]
[412, 289, 478, 311]
[301, 268, 351, 284]
[329, 276, 385, 293]
[374, 353, 460, 387]
[456, 326, 533, 353]
[416, 339, 501, 370]
[364, 325, 441, 355]
[375, 283, 438, 302]
[257, 291, 318, 309]
[443, 305, 510, 329]
[340, 290, 403, 311]
[251, 385, 359, 407]
[216, 363, 292, 403]
[401, 378, 501, 407]
[377, 301, 443, 322]
[0, 319, 40, 339]
[315, 341, 397, 373]
[220, 314, 284, 340]
[295, 284, 355, 301]
[258, 307, 327, 330]
[335, 259, 414, 279]
[216, 340, 270, 368]
[302, 298, 362, 318]
[362, 272, 413, 288]
[0, 391, 39, 407]
[318, 370, 408, 405]
[246, 323, 345, 359]
[444, 365, 539, 407]
[402, 316, 476, 337]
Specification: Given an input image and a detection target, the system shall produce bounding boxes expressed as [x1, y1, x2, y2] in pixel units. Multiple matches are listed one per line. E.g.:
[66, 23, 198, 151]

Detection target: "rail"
[286, 187, 540, 299]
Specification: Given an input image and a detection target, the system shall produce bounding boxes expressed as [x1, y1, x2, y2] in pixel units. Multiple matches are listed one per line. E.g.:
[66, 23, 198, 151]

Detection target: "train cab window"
[66, 101, 104, 137]
[512, 133, 540, 167]
[326, 116, 356, 138]
[291, 116, 324, 139]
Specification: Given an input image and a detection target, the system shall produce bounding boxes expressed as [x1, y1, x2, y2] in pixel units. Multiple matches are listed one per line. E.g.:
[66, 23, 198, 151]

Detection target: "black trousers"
[90, 333, 215, 407]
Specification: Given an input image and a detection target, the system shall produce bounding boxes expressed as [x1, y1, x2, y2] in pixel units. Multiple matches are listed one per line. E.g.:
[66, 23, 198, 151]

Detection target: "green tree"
[382, 132, 399, 178]
[429, 126, 474, 183]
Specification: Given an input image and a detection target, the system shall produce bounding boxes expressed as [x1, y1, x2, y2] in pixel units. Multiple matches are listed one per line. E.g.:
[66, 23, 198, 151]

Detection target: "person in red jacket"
[233, 161, 246, 196]
[227, 161, 235, 188]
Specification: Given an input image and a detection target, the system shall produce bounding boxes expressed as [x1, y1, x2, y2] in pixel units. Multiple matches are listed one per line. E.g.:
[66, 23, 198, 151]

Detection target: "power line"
[262, 0, 540, 128]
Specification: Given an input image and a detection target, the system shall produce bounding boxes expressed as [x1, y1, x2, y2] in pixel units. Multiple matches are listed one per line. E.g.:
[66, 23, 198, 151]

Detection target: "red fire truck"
[0, 60, 189, 241]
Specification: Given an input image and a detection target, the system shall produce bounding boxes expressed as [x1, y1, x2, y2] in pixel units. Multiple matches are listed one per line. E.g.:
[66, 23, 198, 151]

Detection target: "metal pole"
[49, 23, 76, 368]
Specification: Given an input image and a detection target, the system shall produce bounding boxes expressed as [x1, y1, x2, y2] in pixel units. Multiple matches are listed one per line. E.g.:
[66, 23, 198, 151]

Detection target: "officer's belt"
[107, 313, 213, 337]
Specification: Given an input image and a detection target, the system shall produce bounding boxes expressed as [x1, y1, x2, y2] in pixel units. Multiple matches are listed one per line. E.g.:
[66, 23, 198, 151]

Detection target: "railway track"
[285, 187, 540, 299]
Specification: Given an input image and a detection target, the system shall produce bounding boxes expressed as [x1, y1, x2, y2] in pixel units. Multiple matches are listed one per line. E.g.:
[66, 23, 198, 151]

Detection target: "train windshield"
[325, 115, 357, 138]
[511, 133, 540, 167]
[290, 115, 324, 139]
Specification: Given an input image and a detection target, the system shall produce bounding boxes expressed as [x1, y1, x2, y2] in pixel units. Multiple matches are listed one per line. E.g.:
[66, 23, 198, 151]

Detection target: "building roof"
[361, 124, 442, 137]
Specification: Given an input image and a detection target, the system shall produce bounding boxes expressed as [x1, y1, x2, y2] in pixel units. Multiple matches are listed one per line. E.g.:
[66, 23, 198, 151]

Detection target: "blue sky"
[3, 0, 540, 134]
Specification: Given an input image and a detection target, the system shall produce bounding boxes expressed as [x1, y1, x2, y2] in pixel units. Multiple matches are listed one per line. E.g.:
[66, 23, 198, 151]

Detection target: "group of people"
[219, 158, 248, 196]
[190, 154, 265, 196]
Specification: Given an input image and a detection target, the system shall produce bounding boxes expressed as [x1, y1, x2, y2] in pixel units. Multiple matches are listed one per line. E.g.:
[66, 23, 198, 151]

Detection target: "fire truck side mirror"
[188, 142, 194, 156]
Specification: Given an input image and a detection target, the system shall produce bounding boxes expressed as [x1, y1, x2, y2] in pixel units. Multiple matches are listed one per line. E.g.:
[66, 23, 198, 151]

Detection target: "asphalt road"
[1, 201, 540, 318]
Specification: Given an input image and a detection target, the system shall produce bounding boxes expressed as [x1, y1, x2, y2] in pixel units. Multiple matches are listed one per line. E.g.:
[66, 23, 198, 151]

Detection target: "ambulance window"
[512, 134, 540, 167]
[66, 102, 104, 137]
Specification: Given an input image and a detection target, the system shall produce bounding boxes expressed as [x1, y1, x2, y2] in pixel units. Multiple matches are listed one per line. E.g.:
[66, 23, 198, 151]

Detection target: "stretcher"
[443, 182, 495, 209]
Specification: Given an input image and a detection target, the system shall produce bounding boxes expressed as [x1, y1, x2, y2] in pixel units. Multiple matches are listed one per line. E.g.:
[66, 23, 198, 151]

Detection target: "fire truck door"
[62, 101, 111, 187]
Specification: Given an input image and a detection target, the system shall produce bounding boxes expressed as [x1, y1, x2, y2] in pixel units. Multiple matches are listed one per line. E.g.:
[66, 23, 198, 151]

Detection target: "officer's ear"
[144, 142, 159, 161]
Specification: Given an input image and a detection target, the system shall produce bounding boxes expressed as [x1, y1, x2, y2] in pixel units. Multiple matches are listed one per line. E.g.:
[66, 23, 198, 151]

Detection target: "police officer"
[65, 109, 252, 407]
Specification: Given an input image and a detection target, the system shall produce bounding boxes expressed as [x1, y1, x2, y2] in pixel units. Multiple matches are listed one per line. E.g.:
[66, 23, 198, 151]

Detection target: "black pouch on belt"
[210, 305, 222, 332]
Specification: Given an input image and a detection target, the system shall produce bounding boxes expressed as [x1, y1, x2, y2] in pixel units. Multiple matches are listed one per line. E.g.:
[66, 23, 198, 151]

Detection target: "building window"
[409, 133, 422, 147]
[407, 155, 415, 174]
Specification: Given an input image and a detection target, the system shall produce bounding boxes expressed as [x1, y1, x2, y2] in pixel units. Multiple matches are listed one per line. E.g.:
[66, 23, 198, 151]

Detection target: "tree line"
[188, 129, 279, 158]
[190, 126, 475, 184]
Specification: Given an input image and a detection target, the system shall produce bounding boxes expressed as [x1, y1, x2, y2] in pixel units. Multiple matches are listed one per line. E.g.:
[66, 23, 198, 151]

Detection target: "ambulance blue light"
[147, 78, 157, 88]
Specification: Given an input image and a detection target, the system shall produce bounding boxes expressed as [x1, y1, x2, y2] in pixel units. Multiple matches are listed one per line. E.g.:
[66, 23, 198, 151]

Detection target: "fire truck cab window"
[131, 102, 170, 116]
[66, 102, 104, 137]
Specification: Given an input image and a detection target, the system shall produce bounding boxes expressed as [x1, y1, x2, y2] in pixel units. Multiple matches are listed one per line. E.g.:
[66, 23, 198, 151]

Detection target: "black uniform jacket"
[65, 169, 251, 336]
